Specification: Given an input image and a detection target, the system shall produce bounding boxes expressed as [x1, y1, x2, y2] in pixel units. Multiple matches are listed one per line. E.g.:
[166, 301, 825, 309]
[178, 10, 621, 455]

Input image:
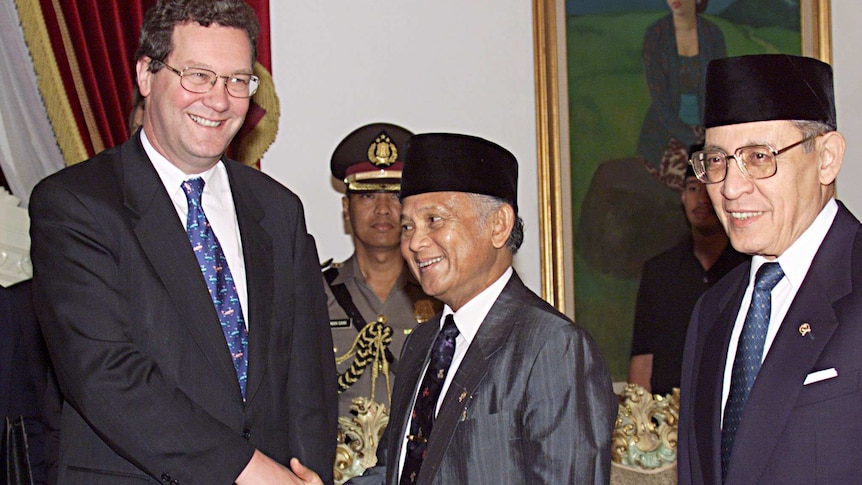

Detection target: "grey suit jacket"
[360, 272, 615, 484]
[679, 202, 862, 484]
[29, 131, 337, 484]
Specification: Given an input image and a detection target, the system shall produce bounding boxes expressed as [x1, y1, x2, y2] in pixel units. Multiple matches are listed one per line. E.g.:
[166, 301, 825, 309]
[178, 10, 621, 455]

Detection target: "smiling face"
[704, 120, 843, 259]
[344, 191, 402, 252]
[400, 192, 513, 311]
[136, 22, 252, 174]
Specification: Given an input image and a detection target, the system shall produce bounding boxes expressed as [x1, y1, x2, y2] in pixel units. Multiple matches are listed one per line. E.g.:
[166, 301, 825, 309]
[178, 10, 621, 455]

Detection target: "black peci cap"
[330, 123, 413, 192]
[704, 54, 836, 130]
[400, 133, 518, 211]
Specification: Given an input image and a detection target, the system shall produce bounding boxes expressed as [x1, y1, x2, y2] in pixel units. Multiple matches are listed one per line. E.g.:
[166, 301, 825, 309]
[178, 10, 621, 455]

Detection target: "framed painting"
[533, 0, 832, 380]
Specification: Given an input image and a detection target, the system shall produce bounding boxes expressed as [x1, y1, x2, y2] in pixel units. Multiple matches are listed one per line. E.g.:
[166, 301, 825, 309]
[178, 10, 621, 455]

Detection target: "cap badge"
[367, 132, 398, 167]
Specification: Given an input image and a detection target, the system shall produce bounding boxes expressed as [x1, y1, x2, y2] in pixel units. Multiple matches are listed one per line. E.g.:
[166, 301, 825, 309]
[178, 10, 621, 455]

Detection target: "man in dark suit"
[28, 1, 334, 483]
[678, 54, 860, 484]
[353, 133, 616, 484]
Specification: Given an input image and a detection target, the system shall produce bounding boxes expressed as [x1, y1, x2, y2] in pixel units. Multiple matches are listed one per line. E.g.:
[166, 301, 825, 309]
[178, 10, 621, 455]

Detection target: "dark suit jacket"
[366, 272, 616, 484]
[1, 280, 49, 484]
[28, 131, 337, 484]
[678, 202, 862, 484]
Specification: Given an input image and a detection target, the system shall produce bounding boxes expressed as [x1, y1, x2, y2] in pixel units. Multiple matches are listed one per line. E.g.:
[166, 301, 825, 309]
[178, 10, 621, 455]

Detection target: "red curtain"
[18, 0, 275, 167]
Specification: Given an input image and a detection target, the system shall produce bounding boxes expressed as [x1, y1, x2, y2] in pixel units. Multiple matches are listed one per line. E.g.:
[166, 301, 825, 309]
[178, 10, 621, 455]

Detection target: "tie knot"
[182, 178, 206, 205]
[754, 262, 784, 292]
[441, 315, 460, 340]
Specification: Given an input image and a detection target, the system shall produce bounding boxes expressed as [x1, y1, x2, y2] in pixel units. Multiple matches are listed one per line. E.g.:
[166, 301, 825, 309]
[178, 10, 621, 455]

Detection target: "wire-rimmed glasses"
[154, 60, 259, 98]
[689, 133, 823, 184]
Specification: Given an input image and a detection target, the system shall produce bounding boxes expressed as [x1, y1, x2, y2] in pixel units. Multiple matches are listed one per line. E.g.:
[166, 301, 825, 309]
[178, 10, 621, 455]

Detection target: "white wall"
[263, 1, 541, 294]
[832, 2, 862, 215]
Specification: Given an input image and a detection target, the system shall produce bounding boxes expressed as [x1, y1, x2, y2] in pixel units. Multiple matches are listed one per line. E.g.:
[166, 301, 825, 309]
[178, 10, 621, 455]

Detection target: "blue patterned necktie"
[183, 178, 249, 399]
[400, 315, 459, 485]
[721, 262, 784, 479]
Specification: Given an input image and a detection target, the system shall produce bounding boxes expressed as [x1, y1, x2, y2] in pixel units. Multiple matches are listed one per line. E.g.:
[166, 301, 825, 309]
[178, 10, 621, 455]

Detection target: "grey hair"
[467, 194, 524, 254]
[791, 120, 833, 151]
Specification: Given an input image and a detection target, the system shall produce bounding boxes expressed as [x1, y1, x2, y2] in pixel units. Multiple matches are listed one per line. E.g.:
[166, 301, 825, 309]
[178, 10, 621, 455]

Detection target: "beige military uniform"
[325, 255, 440, 417]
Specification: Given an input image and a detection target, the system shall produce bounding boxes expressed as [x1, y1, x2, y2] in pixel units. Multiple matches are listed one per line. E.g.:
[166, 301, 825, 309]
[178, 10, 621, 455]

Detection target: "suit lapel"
[694, 271, 748, 485]
[726, 207, 856, 482]
[416, 274, 525, 484]
[122, 135, 241, 399]
[223, 162, 273, 404]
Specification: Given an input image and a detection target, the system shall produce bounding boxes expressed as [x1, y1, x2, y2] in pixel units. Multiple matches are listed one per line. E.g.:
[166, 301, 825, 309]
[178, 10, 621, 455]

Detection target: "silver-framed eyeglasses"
[155, 60, 259, 98]
[689, 133, 823, 184]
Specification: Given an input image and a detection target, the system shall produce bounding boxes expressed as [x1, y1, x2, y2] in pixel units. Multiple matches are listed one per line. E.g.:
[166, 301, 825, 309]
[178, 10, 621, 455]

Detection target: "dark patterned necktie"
[183, 178, 249, 399]
[400, 315, 459, 485]
[721, 262, 784, 479]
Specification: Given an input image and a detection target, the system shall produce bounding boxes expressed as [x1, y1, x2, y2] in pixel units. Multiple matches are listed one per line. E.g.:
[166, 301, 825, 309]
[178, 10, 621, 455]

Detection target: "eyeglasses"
[154, 60, 259, 98]
[689, 133, 822, 184]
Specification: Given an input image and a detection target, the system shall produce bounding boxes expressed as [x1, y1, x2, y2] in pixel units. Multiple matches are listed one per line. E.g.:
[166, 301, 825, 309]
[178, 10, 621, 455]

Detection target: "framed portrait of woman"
[533, 0, 831, 380]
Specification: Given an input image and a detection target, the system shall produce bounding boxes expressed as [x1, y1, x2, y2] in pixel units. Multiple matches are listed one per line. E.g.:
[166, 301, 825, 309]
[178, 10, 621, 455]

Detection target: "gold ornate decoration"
[333, 397, 390, 484]
[345, 180, 401, 192]
[334, 316, 393, 403]
[238, 61, 280, 167]
[612, 384, 679, 470]
[367, 132, 398, 167]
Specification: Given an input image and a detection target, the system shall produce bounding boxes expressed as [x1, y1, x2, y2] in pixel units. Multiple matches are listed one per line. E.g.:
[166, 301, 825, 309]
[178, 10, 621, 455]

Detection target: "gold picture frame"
[533, 0, 832, 319]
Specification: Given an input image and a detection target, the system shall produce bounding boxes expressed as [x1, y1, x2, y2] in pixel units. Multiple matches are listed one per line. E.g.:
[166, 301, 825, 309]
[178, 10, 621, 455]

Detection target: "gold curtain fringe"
[13, 0, 88, 167]
[239, 62, 280, 168]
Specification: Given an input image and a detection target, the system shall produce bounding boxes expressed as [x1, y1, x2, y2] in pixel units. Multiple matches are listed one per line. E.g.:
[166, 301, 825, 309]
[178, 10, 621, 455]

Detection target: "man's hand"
[290, 457, 324, 484]
[235, 450, 323, 484]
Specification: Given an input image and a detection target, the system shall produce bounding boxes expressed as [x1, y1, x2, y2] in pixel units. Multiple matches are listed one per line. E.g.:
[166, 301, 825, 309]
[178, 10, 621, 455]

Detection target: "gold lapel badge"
[799, 323, 811, 337]
[414, 299, 437, 324]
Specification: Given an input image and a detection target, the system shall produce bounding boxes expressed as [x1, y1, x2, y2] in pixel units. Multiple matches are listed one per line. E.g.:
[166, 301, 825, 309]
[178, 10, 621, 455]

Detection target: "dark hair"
[135, 0, 259, 72]
[696, 0, 709, 14]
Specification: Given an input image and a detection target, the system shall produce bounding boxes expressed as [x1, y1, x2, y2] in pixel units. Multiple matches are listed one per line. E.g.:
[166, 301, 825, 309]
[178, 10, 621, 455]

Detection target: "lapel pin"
[458, 391, 467, 403]
[799, 323, 811, 337]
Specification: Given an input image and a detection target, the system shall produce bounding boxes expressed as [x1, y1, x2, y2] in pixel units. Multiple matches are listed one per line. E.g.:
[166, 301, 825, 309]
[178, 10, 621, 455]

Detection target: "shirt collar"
[141, 129, 227, 202]
[442, 267, 513, 344]
[750, 198, 838, 289]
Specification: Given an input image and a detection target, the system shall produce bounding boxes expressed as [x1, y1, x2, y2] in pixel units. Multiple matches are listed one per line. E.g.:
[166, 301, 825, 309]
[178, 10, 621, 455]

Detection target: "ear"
[817, 131, 845, 186]
[341, 196, 350, 221]
[136, 57, 153, 97]
[490, 204, 515, 250]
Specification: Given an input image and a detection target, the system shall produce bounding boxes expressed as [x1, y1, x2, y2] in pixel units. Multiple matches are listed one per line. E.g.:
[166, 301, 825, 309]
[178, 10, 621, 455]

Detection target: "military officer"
[325, 122, 440, 418]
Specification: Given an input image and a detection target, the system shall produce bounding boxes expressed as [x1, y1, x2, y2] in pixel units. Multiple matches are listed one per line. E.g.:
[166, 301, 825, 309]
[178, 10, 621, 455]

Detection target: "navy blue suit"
[679, 202, 862, 484]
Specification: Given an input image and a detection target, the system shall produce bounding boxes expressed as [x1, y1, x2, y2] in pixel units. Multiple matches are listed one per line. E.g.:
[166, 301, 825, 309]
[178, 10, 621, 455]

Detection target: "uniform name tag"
[330, 318, 352, 329]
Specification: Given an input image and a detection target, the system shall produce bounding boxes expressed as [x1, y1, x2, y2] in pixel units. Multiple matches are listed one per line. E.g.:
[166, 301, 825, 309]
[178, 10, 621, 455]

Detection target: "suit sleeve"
[285, 227, 338, 484]
[29, 180, 254, 483]
[523, 324, 617, 484]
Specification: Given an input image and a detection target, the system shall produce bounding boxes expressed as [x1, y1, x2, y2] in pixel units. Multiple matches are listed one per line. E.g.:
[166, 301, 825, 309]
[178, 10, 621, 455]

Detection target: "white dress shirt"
[397, 266, 514, 477]
[721, 199, 838, 421]
[141, 129, 249, 327]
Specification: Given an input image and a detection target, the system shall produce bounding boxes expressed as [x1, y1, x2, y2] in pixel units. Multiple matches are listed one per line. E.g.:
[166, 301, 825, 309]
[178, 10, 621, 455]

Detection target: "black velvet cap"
[704, 54, 836, 130]
[401, 133, 518, 211]
[331, 123, 413, 192]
